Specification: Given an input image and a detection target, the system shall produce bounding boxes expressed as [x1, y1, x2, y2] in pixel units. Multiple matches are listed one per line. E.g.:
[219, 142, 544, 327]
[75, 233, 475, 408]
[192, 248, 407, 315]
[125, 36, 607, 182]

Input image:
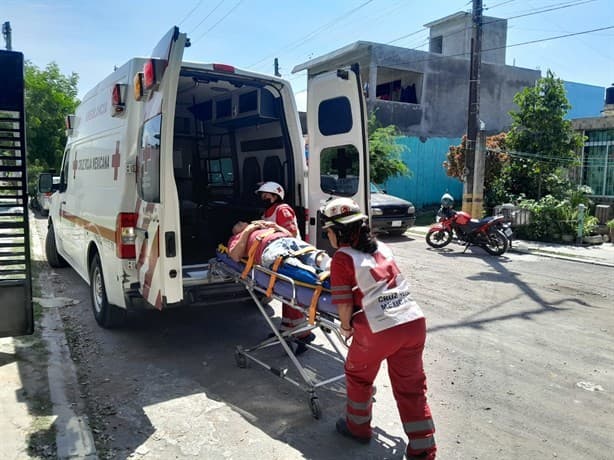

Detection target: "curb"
[30, 214, 99, 459]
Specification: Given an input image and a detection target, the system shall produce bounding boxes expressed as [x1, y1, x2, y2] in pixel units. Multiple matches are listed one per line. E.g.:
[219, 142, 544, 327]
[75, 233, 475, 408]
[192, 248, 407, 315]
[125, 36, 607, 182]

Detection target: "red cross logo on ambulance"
[112, 141, 121, 181]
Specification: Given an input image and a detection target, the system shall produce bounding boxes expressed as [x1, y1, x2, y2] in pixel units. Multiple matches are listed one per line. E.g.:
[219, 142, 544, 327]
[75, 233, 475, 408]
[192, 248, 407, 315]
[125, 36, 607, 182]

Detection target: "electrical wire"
[191, 0, 244, 44]
[246, 0, 375, 70]
[178, 0, 206, 26]
[188, 0, 226, 35]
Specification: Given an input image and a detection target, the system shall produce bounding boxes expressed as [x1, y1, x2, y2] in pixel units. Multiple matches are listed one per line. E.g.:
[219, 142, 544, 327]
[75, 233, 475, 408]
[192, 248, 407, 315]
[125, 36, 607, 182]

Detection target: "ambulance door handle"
[135, 227, 149, 240]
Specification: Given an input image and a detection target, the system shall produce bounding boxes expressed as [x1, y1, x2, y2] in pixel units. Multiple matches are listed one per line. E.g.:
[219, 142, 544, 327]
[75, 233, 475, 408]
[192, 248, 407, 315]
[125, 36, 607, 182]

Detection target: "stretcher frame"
[213, 257, 347, 419]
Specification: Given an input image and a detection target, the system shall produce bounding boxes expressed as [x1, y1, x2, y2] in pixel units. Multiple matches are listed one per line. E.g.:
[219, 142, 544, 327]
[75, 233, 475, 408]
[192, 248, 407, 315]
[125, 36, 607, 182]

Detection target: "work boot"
[335, 418, 371, 444]
[293, 332, 316, 356]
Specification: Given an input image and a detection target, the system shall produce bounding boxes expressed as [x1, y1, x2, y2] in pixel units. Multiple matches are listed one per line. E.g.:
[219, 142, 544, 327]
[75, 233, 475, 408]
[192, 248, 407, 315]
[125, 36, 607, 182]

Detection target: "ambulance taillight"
[143, 59, 156, 90]
[116, 213, 138, 259]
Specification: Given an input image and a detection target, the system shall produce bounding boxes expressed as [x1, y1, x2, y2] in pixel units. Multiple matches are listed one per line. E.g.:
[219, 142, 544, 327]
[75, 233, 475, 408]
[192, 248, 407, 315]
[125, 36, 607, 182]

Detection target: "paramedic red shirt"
[227, 228, 286, 264]
[330, 246, 364, 309]
[263, 202, 299, 238]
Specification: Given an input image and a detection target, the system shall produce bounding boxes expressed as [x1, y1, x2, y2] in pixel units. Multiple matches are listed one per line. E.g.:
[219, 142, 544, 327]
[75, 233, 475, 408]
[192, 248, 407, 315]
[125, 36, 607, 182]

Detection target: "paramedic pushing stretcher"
[322, 197, 437, 460]
[255, 182, 318, 350]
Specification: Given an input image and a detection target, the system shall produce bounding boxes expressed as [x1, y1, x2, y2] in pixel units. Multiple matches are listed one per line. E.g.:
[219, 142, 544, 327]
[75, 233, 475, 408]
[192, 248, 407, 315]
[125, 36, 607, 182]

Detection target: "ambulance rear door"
[135, 27, 187, 308]
[306, 64, 370, 250]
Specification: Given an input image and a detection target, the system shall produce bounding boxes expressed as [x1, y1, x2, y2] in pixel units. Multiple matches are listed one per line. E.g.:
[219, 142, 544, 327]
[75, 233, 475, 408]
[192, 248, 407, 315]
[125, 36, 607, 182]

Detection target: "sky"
[2, 0, 613, 111]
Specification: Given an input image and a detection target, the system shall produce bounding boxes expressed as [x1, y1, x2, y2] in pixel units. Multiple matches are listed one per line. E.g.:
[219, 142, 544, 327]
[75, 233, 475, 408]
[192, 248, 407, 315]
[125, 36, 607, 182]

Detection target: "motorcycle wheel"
[482, 229, 509, 256]
[426, 229, 453, 248]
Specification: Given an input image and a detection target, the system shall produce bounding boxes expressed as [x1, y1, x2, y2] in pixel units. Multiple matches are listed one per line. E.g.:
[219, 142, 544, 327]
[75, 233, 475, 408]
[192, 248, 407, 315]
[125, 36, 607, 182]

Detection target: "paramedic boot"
[294, 332, 316, 356]
[335, 418, 371, 444]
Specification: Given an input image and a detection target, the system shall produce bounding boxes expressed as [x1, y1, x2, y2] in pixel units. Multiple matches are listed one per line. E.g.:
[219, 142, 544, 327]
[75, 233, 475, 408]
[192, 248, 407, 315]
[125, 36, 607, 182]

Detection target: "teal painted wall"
[382, 136, 463, 209]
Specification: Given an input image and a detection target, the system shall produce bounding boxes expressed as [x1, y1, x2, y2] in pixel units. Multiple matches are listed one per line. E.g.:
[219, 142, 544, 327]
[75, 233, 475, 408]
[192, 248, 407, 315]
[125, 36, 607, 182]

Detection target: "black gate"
[0, 50, 33, 337]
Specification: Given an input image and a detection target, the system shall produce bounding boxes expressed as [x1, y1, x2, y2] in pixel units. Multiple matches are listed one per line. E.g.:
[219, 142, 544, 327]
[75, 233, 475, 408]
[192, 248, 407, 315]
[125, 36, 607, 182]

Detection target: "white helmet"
[321, 197, 367, 229]
[255, 181, 284, 200]
[440, 193, 454, 208]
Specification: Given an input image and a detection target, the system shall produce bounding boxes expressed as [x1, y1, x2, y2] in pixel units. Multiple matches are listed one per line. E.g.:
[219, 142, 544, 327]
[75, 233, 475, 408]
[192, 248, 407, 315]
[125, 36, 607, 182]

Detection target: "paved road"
[31, 216, 613, 460]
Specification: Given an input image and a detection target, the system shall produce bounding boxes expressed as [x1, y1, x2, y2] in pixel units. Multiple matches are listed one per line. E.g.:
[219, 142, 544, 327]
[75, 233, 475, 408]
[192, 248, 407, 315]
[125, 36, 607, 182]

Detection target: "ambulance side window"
[58, 149, 71, 192]
[138, 115, 161, 203]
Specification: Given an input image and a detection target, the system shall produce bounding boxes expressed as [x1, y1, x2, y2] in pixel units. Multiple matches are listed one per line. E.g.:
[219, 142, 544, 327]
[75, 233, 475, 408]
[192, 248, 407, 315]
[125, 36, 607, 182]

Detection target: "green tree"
[443, 132, 508, 210]
[504, 70, 584, 199]
[368, 112, 409, 184]
[25, 61, 79, 174]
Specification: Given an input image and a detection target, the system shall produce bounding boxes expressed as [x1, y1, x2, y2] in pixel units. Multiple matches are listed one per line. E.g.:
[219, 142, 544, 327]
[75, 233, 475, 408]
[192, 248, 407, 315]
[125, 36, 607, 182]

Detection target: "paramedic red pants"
[280, 303, 310, 339]
[344, 315, 436, 458]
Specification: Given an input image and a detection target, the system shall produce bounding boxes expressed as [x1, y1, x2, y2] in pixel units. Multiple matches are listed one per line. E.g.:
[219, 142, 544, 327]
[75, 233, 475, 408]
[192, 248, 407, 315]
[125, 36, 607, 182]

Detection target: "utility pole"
[274, 58, 281, 77]
[2, 21, 12, 50]
[463, 0, 483, 215]
[473, 124, 486, 217]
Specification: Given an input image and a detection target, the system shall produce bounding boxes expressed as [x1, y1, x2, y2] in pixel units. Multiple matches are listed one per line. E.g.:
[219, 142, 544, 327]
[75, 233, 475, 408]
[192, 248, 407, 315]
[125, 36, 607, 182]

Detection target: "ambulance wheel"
[309, 396, 321, 419]
[45, 224, 68, 268]
[235, 348, 247, 368]
[89, 253, 127, 329]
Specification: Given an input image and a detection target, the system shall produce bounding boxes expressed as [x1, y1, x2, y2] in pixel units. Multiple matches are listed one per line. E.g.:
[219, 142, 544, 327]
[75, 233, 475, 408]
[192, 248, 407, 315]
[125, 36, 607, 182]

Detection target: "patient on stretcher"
[227, 220, 331, 284]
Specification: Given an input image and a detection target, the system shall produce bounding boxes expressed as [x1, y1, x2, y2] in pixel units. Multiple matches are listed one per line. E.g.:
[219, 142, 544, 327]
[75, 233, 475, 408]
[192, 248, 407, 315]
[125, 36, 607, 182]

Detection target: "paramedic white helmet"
[321, 197, 367, 229]
[255, 181, 284, 200]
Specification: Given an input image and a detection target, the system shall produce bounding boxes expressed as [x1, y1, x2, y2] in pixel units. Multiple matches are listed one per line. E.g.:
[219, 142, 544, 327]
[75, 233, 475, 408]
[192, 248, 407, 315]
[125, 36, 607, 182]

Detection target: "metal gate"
[0, 49, 33, 337]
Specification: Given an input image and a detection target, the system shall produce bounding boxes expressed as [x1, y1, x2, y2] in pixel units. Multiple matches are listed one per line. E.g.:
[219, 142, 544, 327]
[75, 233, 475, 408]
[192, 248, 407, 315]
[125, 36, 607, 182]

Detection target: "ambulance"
[45, 27, 370, 328]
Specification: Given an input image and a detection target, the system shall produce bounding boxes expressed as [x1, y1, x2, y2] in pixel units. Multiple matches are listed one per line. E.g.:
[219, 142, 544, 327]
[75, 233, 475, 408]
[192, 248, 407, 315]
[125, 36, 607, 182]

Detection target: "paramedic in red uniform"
[322, 197, 437, 460]
[255, 182, 315, 351]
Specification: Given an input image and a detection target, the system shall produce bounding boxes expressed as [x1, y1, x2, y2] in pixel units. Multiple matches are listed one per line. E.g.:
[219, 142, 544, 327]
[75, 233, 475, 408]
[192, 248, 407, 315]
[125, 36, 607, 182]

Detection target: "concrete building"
[293, 12, 540, 209]
[293, 12, 540, 139]
[571, 85, 614, 216]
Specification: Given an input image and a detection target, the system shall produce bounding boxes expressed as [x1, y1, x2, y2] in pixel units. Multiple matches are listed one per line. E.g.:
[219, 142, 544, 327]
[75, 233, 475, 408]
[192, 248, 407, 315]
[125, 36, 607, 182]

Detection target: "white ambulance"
[46, 27, 370, 328]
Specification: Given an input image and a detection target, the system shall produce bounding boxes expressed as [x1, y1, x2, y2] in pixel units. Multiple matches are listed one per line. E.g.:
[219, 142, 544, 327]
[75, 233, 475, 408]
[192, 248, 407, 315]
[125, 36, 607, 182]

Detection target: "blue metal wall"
[564, 81, 605, 119]
[382, 136, 463, 209]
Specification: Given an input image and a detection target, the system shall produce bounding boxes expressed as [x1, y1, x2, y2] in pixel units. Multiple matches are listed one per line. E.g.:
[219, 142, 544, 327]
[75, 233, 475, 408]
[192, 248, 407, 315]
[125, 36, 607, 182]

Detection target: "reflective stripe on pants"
[344, 315, 436, 458]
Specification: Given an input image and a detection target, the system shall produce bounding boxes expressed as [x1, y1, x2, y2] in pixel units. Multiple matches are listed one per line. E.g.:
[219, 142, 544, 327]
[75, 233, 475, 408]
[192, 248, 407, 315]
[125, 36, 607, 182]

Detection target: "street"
[29, 214, 613, 460]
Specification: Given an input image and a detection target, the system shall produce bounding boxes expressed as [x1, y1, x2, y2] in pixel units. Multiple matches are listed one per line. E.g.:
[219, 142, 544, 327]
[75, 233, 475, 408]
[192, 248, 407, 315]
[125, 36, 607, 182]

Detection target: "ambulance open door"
[306, 64, 370, 251]
[134, 27, 187, 308]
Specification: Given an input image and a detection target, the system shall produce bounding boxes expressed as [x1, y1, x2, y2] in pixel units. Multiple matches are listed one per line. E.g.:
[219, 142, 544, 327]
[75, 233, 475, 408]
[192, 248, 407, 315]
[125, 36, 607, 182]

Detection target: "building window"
[581, 129, 614, 196]
[375, 67, 422, 104]
[430, 35, 443, 54]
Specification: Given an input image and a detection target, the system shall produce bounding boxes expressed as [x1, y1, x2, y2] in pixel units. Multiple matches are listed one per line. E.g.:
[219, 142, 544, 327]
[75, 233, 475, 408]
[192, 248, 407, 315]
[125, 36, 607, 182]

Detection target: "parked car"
[31, 173, 60, 216]
[370, 183, 415, 235]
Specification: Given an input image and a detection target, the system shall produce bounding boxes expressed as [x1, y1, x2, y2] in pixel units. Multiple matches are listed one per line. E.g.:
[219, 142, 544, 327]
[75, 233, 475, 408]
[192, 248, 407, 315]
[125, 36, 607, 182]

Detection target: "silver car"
[370, 183, 416, 236]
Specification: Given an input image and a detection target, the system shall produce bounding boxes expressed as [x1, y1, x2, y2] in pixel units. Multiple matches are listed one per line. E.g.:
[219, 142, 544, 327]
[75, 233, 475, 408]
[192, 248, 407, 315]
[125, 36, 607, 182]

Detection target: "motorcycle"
[426, 207, 513, 256]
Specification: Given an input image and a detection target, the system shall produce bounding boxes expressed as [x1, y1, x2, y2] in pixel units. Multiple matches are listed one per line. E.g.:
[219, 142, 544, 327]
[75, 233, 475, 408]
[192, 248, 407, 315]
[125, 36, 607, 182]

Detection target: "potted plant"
[607, 219, 614, 244]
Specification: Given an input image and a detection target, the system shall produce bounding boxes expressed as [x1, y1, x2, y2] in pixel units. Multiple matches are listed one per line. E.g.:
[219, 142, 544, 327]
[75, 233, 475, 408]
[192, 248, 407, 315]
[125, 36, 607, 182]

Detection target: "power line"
[192, 0, 243, 44]
[381, 0, 593, 53]
[189, 0, 226, 35]
[246, 0, 375, 70]
[178, 0, 206, 26]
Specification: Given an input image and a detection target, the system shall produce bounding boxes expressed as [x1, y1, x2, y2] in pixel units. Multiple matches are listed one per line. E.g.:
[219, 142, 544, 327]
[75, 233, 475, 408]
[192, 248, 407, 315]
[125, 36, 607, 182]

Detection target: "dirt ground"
[28, 215, 614, 459]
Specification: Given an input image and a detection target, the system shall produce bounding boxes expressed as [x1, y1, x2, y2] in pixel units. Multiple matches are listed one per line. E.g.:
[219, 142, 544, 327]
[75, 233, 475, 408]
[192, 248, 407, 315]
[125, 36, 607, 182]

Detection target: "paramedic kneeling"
[322, 198, 437, 460]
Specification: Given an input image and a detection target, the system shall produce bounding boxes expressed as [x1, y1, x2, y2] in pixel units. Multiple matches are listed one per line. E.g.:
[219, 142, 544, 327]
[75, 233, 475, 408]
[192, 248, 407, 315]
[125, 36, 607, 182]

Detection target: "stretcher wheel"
[235, 349, 247, 368]
[309, 396, 321, 419]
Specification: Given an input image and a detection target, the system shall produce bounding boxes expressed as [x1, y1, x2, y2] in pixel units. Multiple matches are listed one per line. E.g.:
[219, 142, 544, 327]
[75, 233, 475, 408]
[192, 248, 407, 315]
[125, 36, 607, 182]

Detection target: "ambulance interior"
[172, 68, 302, 266]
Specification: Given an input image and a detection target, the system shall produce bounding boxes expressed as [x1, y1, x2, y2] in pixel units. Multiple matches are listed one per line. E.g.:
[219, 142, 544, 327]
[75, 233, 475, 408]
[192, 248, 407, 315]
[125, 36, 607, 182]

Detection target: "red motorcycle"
[426, 207, 512, 256]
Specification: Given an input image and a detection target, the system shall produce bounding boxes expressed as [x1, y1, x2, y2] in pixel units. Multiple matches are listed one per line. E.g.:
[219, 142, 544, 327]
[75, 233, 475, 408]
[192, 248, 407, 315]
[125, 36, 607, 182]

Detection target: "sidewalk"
[406, 225, 614, 267]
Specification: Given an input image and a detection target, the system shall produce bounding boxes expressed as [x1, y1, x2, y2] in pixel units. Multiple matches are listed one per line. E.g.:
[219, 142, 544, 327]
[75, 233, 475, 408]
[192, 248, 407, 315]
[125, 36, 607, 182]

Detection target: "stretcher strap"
[265, 256, 284, 297]
[241, 229, 275, 279]
[308, 284, 323, 325]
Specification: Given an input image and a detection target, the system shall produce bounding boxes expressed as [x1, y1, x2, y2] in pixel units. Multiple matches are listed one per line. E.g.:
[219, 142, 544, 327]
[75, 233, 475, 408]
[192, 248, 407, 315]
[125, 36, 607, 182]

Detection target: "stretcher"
[213, 244, 347, 419]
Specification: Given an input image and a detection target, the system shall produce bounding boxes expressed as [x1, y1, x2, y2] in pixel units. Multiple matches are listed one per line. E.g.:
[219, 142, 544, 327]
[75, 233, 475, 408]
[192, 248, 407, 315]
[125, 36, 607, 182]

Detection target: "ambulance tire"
[45, 224, 68, 268]
[89, 253, 127, 329]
